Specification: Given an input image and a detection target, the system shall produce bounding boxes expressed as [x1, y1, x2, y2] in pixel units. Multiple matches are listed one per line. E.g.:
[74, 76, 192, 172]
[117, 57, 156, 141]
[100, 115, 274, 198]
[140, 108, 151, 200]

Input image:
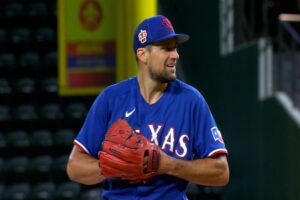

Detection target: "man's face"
[145, 38, 179, 83]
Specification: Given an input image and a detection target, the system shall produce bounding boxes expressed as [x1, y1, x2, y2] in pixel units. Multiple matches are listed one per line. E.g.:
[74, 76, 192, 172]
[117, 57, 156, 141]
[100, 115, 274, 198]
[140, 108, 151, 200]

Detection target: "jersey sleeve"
[73, 90, 109, 158]
[193, 93, 228, 158]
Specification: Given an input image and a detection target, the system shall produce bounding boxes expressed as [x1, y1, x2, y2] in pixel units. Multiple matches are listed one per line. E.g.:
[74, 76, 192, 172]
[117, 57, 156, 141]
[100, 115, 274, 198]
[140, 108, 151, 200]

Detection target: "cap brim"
[153, 33, 190, 45]
[174, 33, 190, 44]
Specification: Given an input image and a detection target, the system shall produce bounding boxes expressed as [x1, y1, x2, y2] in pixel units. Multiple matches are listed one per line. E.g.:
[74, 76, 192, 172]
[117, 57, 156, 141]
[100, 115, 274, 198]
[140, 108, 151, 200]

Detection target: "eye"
[160, 44, 176, 51]
[164, 46, 177, 51]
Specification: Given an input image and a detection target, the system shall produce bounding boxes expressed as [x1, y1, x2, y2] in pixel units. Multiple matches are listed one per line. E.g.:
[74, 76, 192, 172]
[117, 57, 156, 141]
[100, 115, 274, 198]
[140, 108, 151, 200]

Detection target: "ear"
[136, 48, 148, 63]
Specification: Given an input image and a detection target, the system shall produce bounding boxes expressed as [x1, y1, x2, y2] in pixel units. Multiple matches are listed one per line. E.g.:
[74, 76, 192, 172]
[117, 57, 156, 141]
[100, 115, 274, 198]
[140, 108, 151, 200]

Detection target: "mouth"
[167, 64, 176, 68]
[166, 64, 176, 74]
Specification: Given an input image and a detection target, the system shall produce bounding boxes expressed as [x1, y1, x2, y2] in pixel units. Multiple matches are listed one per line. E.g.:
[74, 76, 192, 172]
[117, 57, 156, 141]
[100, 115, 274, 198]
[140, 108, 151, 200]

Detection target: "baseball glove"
[98, 119, 160, 181]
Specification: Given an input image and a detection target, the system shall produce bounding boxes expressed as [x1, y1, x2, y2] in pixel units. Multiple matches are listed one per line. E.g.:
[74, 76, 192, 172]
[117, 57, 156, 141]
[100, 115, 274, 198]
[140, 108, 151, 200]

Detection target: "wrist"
[157, 150, 175, 175]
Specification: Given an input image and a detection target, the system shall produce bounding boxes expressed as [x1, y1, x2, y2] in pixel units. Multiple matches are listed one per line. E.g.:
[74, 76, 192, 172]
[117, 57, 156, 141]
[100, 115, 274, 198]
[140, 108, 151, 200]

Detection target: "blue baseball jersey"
[74, 77, 228, 200]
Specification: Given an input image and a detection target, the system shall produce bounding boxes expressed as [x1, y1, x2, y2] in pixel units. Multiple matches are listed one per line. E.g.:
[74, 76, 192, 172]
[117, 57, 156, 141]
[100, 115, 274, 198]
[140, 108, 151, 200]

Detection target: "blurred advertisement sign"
[58, 0, 116, 95]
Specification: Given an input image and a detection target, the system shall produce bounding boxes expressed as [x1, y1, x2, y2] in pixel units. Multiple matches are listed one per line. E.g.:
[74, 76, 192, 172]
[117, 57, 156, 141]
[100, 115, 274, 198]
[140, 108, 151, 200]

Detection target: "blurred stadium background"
[0, 0, 300, 199]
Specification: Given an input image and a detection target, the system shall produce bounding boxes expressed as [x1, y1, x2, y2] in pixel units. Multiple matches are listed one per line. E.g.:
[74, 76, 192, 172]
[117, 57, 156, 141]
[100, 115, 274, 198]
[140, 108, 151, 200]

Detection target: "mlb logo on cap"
[138, 30, 147, 44]
[133, 15, 190, 52]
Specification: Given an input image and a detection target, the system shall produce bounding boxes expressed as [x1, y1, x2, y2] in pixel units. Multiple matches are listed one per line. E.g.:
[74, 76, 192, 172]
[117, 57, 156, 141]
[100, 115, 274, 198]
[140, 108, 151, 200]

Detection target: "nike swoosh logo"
[125, 108, 136, 118]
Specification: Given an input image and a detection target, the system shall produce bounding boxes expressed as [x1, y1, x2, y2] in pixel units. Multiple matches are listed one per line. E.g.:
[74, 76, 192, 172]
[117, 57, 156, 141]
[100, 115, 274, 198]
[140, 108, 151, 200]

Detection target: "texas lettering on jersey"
[135, 124, 189, 158]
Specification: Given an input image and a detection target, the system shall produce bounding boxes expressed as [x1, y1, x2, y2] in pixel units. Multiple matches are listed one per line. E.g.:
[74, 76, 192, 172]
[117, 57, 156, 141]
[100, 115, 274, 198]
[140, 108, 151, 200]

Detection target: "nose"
[170, 49, 179, 60]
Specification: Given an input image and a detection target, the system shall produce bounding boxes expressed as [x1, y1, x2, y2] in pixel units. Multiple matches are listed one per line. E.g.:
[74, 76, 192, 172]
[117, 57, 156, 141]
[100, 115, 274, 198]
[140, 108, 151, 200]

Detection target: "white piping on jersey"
[208, 148, 228, 157]
[74, 139, 91, 155]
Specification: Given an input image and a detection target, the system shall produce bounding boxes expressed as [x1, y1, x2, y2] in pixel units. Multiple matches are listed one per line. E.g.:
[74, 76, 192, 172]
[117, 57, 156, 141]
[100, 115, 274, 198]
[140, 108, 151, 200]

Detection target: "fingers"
[143, 156, 148, 172]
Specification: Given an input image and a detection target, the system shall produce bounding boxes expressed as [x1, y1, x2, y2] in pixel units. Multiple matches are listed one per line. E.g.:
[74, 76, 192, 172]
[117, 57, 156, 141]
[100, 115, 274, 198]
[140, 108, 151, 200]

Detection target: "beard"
[148, 66, 176, 83]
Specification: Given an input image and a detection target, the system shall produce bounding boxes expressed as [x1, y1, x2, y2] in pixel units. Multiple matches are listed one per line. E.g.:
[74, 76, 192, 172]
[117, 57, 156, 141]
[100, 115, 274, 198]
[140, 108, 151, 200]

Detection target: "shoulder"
[91, 77, 136, 107]
[100, 77, 136, 98]
[170, 79, 205, 101]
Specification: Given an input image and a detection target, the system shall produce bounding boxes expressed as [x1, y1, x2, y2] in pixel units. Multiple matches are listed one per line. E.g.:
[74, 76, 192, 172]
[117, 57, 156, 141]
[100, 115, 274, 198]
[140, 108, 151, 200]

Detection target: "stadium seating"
[64, 102, 87, 120]
[0, 158, 4, 181]
[41, 77, 58, 94]
[53, 129, 75, 155]
[0, 132, 6, 157]
[2, 183, 30, 200]
[5, 130, 30, 157]
[28, 182, 55, 200]
[13, 104, 38, 122]
[0, 1, 100, 199]
[43, 51, 57, 68]
[14, 77, 36, 94]
[51, 155, 69, 183]
[53, 182, 81, 200]
[28, 2, 48, 17]
[30, 129, 53, 155]
[11, 27, 31, 44]
[0, 183, 4, 199]
[0, 29, 6, 44]
[28, 156, 53, 184]
[0, 52, 16, 68]
[35, 27, 55, 43]
[0, 78, 12, 95]
[4, 2, 25, 18]
[39, 103, 62, 121]
[79, 187, 103, 200]
[0, 78, 12, 105]
[2, 156, 29, 184]
[19, 52, 40, 68]
[0, 106, 13, 133]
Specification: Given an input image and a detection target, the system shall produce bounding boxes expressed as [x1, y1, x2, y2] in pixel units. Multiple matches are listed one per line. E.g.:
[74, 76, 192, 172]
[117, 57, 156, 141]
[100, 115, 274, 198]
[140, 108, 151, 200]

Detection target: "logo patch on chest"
[125, 108, 136, 118]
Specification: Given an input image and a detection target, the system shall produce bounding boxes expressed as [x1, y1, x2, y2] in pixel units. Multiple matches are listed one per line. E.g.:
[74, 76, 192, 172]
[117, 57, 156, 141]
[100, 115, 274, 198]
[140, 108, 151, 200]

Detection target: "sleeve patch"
[211, 127, 224, 143]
